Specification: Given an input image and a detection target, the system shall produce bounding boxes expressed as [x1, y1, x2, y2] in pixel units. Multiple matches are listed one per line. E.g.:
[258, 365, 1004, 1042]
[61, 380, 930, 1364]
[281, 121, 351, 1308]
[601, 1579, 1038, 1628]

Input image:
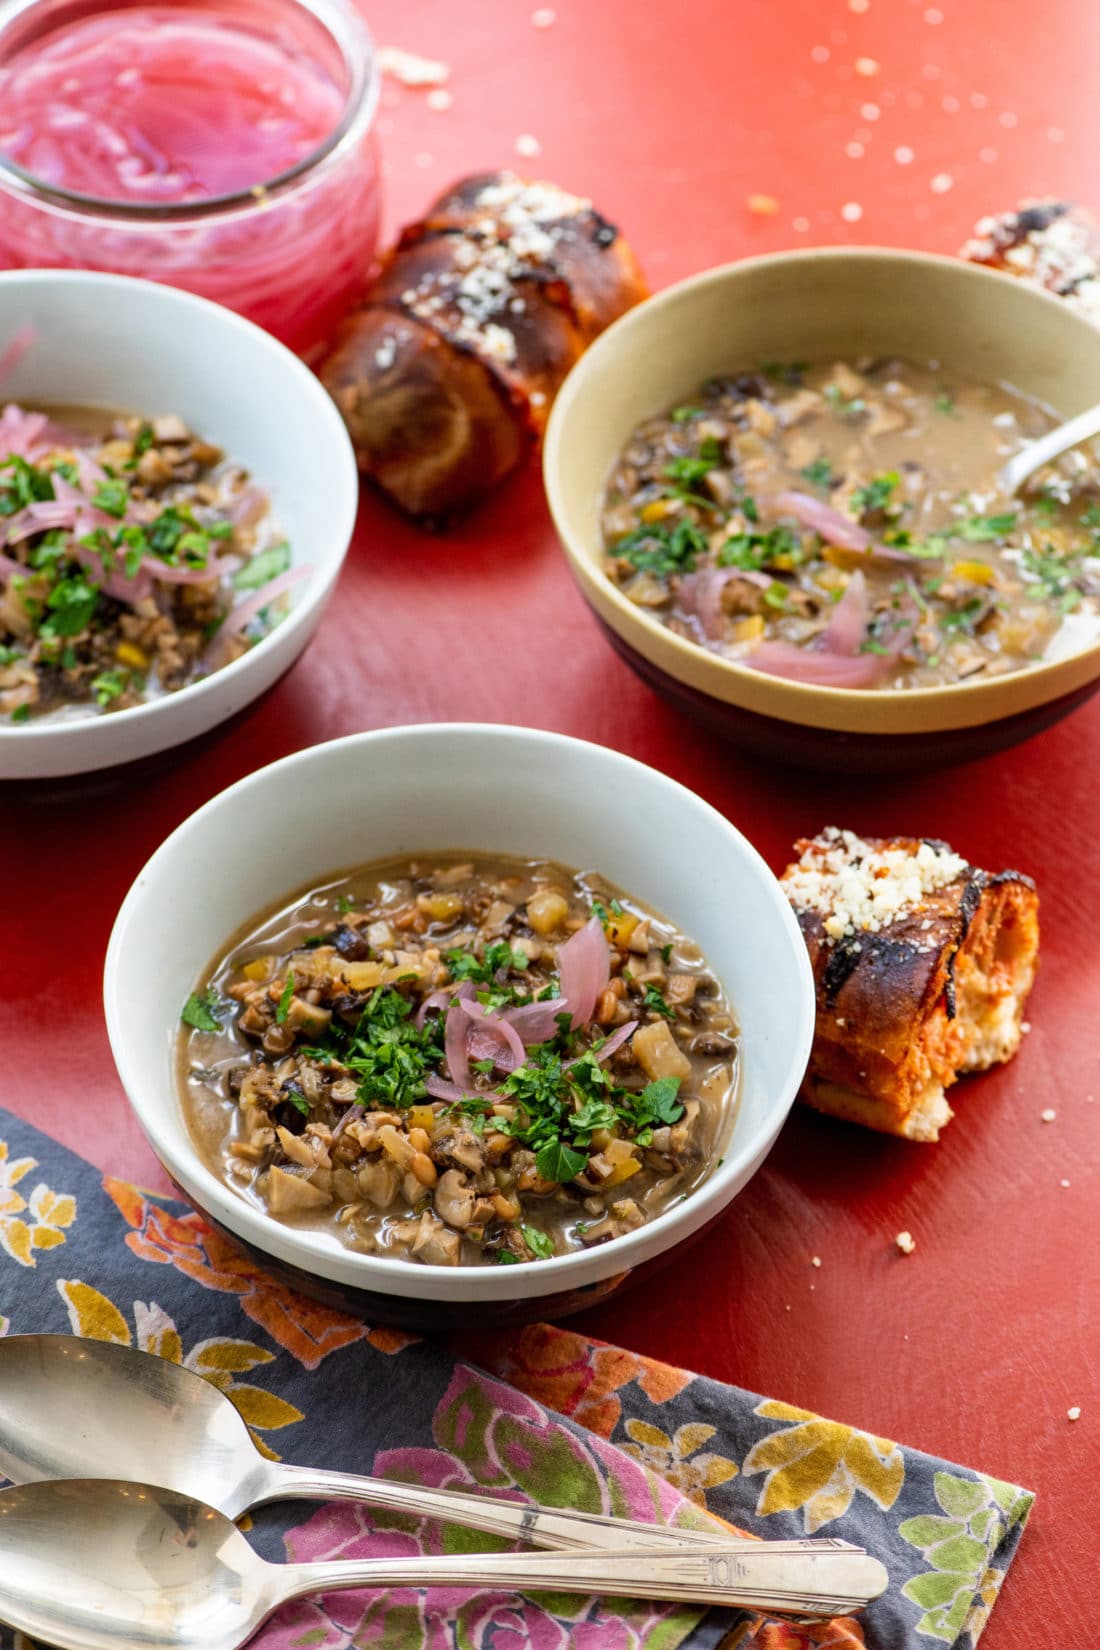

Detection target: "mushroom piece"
[411, 1212, 461, 1266]
[265, 1165, 331, 1215]
[434, 1168, 477, 1229]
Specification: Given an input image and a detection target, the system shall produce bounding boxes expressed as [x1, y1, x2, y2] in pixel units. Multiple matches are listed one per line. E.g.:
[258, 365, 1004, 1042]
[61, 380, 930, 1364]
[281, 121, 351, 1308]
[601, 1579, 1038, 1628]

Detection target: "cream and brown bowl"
[544, 249, 1100, 770]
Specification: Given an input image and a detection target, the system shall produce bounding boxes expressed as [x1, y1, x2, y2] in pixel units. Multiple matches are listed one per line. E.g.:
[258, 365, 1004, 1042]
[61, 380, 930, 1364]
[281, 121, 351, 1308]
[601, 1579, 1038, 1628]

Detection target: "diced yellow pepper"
[732, 614, 765, 643]
[417, 891, 464, 923]
[407, 1105, 438, 1134]
[241, 957, 272, 982]
[640, 498, 674, 523]
[527, 889, 569, 934]
[952, 560, 994, 585]
[770, 554, 795, 572]
[115, 640, 150, 670]
[606, 910, 639, 948]
[604, 1157, 642, 1187]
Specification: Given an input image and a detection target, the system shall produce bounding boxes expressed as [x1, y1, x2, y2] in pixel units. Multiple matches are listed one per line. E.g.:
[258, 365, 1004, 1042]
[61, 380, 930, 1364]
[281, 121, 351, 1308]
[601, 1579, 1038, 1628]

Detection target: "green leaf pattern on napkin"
[898, 1472, 1034, 1642]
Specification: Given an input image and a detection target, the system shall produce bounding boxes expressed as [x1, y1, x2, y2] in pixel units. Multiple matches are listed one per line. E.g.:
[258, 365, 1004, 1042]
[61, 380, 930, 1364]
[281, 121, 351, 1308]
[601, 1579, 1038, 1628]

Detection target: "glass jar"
[0, 0, 382, 358]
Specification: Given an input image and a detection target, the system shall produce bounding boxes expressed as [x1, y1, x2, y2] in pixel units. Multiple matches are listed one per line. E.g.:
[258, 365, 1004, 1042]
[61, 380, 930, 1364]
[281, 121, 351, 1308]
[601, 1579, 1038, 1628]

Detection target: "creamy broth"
[0, 403, 291, 723]
[178, 854, 740, 1267]
[601, 358, 1100, 689]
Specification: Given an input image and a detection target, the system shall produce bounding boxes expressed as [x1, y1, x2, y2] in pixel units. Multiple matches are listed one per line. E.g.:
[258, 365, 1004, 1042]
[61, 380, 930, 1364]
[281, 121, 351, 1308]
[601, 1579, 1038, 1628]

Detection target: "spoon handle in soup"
[274, 1543, 890, 1617]
[270, 1462, 735, 1550]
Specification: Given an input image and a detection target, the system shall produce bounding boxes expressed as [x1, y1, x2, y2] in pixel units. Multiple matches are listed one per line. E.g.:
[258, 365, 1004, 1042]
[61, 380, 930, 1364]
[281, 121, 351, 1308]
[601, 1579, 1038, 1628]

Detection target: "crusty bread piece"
[961, 198, 1100, 321]
[781, 829, 1040, 1141]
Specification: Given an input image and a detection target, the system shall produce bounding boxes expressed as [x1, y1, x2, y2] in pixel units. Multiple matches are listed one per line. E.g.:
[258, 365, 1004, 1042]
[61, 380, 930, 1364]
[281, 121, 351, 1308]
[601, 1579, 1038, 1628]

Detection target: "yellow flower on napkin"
[0, 1139, 76, 1268]
[620, 1419, 739, 1505]
[742, 1400, 904, 1533]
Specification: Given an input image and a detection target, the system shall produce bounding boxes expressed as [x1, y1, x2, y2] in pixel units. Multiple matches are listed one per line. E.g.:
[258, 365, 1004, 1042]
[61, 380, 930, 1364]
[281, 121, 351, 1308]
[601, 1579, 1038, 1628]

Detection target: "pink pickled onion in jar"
[0, 0, 382, 358]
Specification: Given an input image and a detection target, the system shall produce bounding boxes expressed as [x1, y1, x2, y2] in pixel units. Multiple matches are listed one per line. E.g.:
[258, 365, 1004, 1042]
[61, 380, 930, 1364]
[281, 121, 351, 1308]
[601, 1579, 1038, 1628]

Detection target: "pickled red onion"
[203, 565, 311, 668]
[415, 980, 474, 1031]
[820, 569, 871, 656]
[556, 916, 611, 1028]
[501, 997, 570, 1044]
[425, 1074, 484, 1103]
[747, 642, 894, 687]
[458, 1000, 527, 1072]
[768, 490, 873, 552]
[679, 566, 772, 640]
[444, 999, 473, 1090]
[565, 1020, 638, 1069]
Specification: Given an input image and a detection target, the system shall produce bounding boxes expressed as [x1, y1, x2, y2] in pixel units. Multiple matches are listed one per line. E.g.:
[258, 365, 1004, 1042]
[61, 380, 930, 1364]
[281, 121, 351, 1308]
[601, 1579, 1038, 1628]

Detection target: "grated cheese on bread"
[782, 830, 1040, 1142]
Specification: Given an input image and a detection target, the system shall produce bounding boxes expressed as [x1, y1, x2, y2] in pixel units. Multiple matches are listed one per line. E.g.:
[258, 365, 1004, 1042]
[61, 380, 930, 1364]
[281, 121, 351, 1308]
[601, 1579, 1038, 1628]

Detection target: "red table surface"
[3, 0, 1098, 1641]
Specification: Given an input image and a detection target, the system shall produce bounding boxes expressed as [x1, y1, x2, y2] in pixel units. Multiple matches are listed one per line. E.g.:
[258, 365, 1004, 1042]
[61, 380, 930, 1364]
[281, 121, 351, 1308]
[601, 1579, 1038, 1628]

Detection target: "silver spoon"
[999, 399, 1100, 495]
[0, 1333, 831, 1558]
[0, 1478, 891, 1650]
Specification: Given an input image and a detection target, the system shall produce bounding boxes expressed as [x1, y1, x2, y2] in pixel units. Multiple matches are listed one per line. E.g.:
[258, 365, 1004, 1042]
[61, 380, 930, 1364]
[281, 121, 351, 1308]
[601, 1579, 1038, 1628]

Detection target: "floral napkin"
[0, 1106, 1031, 1650]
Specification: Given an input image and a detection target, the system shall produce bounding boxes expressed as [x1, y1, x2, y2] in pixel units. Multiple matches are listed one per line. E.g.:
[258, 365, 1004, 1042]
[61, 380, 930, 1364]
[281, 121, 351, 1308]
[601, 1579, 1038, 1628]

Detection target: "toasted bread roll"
[320, 170, 647, 520]
[961, 198, 1100, 321]
[781, 829, 1039, 1141]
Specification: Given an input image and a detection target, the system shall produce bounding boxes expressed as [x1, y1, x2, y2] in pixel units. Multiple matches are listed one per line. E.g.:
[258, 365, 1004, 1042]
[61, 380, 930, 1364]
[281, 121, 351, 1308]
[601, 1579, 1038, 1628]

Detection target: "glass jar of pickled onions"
[0, 0, 382, 358]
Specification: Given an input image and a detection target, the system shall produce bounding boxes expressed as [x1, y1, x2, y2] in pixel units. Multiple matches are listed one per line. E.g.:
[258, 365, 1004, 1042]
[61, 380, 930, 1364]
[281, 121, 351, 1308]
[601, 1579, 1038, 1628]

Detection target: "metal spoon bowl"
[0, 1333, 748, 1553]
[0, 1478, 890, 1650]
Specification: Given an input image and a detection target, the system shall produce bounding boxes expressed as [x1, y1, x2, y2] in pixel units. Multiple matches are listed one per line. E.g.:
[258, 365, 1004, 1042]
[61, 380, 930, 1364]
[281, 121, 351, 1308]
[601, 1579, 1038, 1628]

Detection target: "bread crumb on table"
[378, 46, 451, 87]
[811, 1254, 822, 1268]
[1068, 1406, 1081, 1421]
[1040, 1108, 1057, 1123]
[531, 7, 556, 25]
[747, 193, 780, 215]
[896, 1230, 917, 1255]
[515, 134, 542, 158]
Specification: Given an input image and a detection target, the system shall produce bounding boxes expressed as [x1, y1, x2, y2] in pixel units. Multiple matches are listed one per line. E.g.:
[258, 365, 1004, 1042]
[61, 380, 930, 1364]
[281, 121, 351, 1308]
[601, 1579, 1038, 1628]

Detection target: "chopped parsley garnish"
[670, 405, 701, 422]
[283, 1087, 311, 1118]
[45, 577, 99, 637]
[953, 512, 1017, 542]
[181, 989, 221, 1032]
[592, 897, 625, 929]
[1020, 546, 1084, 610]
[851, 471, 900, 515]
[446, 942, 529, 984]
[934, 391, 955, 416]
[234, 541, 290, 591]
[613, 518, 708, 576]
[521, 1225, 555, 1260]
[762, 580, 789, 610]
[90, 669, 127, 707]
[10, 703, 29, 723]
[275, 973, 296, 1023]
[664, 438, 722, 492]
[92, 477, 129, 519]
[642, 982, 675, 1020]
[336, 894, 355, 915]
[0, 454, 55, 514]
[535, 1139, 588, 1184]
[660, 943, 673, 964]
[131, 422, 155, 460]
[718, 524, 802, 571]
[801, 457, 836, 489]
[301, 986, 446, 1111]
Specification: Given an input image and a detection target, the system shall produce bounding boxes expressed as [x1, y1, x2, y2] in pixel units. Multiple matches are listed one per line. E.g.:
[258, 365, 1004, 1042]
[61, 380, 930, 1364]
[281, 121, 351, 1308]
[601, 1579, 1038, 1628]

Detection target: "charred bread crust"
[319, 170, 647, 518]
[782, 831, 1039, 1142]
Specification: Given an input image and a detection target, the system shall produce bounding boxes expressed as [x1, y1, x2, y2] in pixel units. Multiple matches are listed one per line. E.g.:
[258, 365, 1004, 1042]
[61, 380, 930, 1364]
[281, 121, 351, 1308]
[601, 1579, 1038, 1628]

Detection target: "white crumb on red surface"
[515, 134, 542, 158]
[1060, 1179, 1071, 1189]
[1040, 1108, 1057, 1123]
[855, 55, 879, 75]
[841, 201, 863, 222]
[811, 1255, 822, 1268]
[896, 1231, 917, 1255]
[860, 101, 881, 120]
[426, 88, 452, 111]
[378, 46, 450, 87]
[1067, 1406, 1081, 1421]
[531, 7, 556, 25]
[930, 172, 954, 193]
[848, 0, 870, 11]
[894, 144, 915, 164]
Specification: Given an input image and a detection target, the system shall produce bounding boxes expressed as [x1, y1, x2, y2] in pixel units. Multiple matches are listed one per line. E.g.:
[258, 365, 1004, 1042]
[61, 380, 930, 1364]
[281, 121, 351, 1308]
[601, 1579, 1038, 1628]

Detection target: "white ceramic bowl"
[105, 724, 815, 1326]
[0, 269, 358, 779]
